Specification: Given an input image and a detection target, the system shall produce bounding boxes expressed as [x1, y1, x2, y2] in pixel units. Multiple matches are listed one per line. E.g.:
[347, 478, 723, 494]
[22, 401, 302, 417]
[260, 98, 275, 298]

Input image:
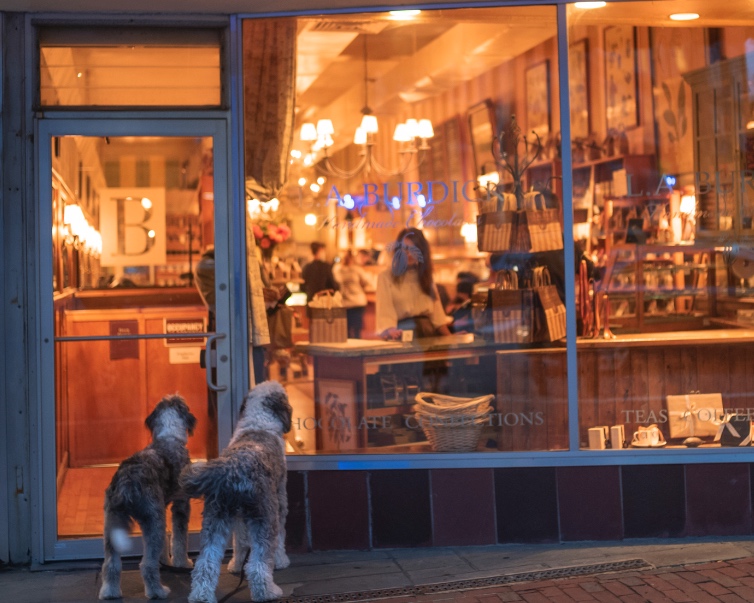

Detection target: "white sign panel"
[100, 187, 166, 267]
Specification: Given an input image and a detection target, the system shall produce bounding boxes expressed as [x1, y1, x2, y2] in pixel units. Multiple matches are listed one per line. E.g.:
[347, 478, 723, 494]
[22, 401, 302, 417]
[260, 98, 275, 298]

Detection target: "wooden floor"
[57, 466, 204, 538]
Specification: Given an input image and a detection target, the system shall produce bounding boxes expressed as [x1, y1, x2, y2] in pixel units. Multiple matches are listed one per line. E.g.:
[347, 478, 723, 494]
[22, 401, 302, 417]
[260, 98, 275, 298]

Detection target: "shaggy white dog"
[182, 381, 292, 603]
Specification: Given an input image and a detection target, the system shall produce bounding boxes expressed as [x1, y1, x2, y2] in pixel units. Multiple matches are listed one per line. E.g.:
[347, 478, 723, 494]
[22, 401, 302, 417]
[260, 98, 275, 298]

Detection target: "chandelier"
[298, 36, 434, 180]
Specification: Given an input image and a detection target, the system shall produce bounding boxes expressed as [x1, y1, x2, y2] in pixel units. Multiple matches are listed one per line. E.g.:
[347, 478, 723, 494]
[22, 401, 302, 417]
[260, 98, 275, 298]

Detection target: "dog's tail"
[180, 461, 214, 499]
[181, 459, 253, 508]
[103, 508, 134, 555]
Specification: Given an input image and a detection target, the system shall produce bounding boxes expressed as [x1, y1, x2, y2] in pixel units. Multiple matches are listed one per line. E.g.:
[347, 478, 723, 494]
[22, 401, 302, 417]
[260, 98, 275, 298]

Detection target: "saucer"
[630, 441, 666, 448]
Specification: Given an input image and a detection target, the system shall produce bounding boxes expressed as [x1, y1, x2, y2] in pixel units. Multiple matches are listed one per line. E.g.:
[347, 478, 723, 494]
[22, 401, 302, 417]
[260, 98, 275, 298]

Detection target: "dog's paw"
[171, 556, 194, 569]
[251, 581, 283, 602]
[146, 584, 171, 600]
[188, 588, 217, 603]
[227, 556, 244, 574]
[98, 583, 122, 600]
[274, 551, 290, 570]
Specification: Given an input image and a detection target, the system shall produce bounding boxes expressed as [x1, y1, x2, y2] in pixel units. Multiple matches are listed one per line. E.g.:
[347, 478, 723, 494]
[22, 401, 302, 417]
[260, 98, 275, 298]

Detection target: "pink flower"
[252, 224, 264, 240]
[259, 236, 272, 249]
[277, 224, 291, 240]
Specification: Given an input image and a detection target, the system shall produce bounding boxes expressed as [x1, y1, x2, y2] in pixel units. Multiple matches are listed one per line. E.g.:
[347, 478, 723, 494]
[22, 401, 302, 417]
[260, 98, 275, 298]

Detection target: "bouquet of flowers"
[252, 218, 292, 254]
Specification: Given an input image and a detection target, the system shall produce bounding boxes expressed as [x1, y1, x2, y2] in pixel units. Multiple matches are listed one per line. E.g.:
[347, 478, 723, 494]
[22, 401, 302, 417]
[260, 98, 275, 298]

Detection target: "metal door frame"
[35, 114, 244, 562]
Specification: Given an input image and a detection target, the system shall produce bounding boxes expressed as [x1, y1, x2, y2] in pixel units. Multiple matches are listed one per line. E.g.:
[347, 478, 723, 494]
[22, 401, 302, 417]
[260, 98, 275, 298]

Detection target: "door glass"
[52, 135, 215, 539]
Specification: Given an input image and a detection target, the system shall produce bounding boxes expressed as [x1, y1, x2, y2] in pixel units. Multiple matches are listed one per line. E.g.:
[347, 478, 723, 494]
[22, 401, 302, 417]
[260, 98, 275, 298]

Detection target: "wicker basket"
[419, 413, 491, 452]
[414, 393, 493, 416]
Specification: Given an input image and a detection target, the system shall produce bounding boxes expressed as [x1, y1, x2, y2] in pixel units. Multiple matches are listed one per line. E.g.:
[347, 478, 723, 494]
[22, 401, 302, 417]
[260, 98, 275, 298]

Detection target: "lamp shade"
[300, 122, 318, 141]
[393, 123, 411, 142]
[417, 119, 434, 139]
[353, 127, 368, 145]
[316, 119, 334, 136]
[360, 113, 378, 134]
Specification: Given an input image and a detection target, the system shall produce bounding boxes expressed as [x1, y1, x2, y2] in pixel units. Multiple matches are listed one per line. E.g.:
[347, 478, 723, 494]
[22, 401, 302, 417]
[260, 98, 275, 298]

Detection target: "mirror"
[468, 99, 499, 178]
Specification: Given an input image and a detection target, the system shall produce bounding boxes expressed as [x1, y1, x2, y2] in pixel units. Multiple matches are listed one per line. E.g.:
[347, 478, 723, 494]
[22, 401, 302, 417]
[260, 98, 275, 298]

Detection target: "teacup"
[632, 424, 662, 447]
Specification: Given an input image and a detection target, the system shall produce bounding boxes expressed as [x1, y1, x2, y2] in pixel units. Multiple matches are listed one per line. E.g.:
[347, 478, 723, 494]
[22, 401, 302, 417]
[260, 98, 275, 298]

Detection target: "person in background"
[333, 249, 372, 339]
[375, 228, 452, 340]
[301, 241, 339, 301]
[447, 272, 480, 333]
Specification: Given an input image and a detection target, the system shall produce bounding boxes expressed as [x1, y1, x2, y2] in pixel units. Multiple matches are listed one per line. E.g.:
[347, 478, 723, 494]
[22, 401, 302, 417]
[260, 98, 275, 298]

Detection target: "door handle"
[205, 333, 228, 392]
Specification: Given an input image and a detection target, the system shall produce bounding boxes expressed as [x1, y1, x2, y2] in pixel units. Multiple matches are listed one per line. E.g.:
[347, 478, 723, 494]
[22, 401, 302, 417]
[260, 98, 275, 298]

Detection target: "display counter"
[300, 329, 754, 453]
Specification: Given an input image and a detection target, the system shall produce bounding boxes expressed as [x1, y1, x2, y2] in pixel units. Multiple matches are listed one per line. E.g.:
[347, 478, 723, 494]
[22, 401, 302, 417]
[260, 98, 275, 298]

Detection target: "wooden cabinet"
[602, 243, 716, 333]
[62, 306, 209, 466]
[684, 53, 754, 239]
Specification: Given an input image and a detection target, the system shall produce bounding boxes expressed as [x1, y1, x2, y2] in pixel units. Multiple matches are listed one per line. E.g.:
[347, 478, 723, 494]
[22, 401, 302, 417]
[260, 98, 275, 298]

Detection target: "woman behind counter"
[375, 228, 452, 341]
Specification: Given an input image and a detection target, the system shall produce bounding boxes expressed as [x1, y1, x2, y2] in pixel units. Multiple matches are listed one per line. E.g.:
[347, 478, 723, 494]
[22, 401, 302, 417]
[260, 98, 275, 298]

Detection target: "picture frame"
[604, 25, 639, 131]
[316, 378, 359, 451]
[569, 39, 590, 140]
[467, 99, 498, 178]
[525, 60, 550, 141]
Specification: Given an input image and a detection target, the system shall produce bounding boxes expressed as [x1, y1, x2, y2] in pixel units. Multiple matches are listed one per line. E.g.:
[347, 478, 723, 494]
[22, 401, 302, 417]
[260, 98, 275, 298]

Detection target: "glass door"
[38, 118, 236, 560]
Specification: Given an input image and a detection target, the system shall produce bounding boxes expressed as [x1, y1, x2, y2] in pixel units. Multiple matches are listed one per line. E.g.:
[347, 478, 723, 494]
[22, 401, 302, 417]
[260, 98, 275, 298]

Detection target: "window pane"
[39, 27, 221, 107]
[242, 7, 567, 456]
[568, 3, 754, 452]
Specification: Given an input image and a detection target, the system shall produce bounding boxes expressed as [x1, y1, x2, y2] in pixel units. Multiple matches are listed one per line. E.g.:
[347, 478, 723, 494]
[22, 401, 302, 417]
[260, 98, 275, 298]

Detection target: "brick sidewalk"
[385, 558, 754, 603]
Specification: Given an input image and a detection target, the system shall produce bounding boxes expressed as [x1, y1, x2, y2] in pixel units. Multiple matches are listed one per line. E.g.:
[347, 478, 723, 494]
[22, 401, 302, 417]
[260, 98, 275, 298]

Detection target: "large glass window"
[568, 2, 754, 452]
[242, 7, 567, 455]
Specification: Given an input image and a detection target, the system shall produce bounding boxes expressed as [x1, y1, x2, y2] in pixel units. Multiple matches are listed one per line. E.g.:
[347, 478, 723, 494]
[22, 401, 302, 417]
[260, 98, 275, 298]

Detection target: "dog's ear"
[263, 388, 293, 434]
[145, 404, 160, 433]
[185, 409, 198, 436]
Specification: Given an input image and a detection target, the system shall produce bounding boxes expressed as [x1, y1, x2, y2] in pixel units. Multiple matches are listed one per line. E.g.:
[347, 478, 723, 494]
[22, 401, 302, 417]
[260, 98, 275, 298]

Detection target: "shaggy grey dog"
[99, 394, 197, 600]
[182, 380, 292, 603]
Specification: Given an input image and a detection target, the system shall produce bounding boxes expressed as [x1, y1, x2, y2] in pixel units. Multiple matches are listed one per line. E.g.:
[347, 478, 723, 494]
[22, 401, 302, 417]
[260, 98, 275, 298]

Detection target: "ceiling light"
[388, 10, 421, 20]
[669, 13, 700, 21]
[298, 35, 433, 179]
[574, 2, 606, 8]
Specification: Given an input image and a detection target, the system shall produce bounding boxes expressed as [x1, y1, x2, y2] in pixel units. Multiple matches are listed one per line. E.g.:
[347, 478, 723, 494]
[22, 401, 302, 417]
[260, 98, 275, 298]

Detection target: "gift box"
[714, 413, 752, 447]
[665, 393, 723, 439]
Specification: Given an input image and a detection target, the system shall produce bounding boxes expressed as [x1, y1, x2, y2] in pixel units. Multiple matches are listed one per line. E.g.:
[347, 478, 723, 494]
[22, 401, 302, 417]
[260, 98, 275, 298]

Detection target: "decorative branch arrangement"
[490, 115, 541, 210]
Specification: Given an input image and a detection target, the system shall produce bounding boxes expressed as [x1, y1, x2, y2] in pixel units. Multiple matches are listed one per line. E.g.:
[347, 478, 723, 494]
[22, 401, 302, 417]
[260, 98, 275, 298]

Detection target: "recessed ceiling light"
[388, 10, 421, 20]
[669, 13, 700, 21]
[574, 2, 607, 8]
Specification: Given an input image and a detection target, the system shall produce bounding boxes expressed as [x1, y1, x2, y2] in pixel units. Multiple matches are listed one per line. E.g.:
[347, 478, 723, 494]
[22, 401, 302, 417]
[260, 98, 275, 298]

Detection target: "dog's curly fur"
[182, 381, 292, 603]
[99, 394, 197, 600]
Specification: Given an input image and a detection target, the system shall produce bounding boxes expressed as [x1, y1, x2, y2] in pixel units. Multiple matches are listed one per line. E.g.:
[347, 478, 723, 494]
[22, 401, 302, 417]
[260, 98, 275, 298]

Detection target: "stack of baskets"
[413, 392, 494, 452]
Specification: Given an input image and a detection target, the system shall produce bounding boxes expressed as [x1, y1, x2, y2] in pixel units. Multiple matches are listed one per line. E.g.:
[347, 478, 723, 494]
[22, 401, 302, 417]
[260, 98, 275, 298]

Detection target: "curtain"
[242, 18, 297, 350]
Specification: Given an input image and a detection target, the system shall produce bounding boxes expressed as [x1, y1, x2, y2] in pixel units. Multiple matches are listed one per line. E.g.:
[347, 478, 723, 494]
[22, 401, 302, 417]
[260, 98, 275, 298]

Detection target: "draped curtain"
[242, 18, 297, 348]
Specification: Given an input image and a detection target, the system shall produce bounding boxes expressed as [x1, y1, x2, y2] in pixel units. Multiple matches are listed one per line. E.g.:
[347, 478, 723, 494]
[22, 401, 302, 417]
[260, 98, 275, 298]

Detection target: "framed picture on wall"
[569, 39, 590, 140]
[604, 25, 639, 131]
[467, 99, 498, 177]
[525, 60, 550, 140]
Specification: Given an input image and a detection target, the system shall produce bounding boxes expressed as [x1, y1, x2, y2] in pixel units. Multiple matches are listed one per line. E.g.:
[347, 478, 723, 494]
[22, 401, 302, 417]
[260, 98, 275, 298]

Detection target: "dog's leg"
[138, 510, 171, 599]
[170, 497, 193, 568]
[274, 475, 290, 570]
[244, 511, 283, 602]
[228, 516, 249, 574]
[188, 512, 230, 603]
[99, 510, 125, 600]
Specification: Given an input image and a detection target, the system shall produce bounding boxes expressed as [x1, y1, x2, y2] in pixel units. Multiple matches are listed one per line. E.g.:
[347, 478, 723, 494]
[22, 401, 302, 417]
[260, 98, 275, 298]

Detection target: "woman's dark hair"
[342, 249, 354, 266]
[394, 227, 435, 299]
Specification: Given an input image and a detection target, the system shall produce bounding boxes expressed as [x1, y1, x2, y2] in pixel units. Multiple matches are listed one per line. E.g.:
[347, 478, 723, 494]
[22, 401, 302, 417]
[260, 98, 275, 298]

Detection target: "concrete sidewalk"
[2, 537, 754, 602]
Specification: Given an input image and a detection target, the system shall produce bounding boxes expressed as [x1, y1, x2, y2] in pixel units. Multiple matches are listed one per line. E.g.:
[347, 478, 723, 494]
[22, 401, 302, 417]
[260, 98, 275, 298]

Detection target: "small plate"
[630, 441, 666, 448]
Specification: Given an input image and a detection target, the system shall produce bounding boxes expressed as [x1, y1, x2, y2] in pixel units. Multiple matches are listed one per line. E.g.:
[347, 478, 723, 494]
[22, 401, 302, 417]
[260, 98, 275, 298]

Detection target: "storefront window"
[242, 7, 567, 455]
[39, 27, 222, 107]
[568, 3, 754, 451]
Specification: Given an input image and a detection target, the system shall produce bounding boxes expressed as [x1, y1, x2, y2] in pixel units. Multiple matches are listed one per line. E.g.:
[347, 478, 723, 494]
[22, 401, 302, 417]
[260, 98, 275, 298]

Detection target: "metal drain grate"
[276, 558, 654, 603]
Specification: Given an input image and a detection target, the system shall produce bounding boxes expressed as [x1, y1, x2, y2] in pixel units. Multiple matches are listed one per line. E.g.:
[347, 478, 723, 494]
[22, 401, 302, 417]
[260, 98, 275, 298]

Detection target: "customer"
[375, 227, 452, 340]
[334, 249, 371, 339]
[301, 241, 338, 301]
